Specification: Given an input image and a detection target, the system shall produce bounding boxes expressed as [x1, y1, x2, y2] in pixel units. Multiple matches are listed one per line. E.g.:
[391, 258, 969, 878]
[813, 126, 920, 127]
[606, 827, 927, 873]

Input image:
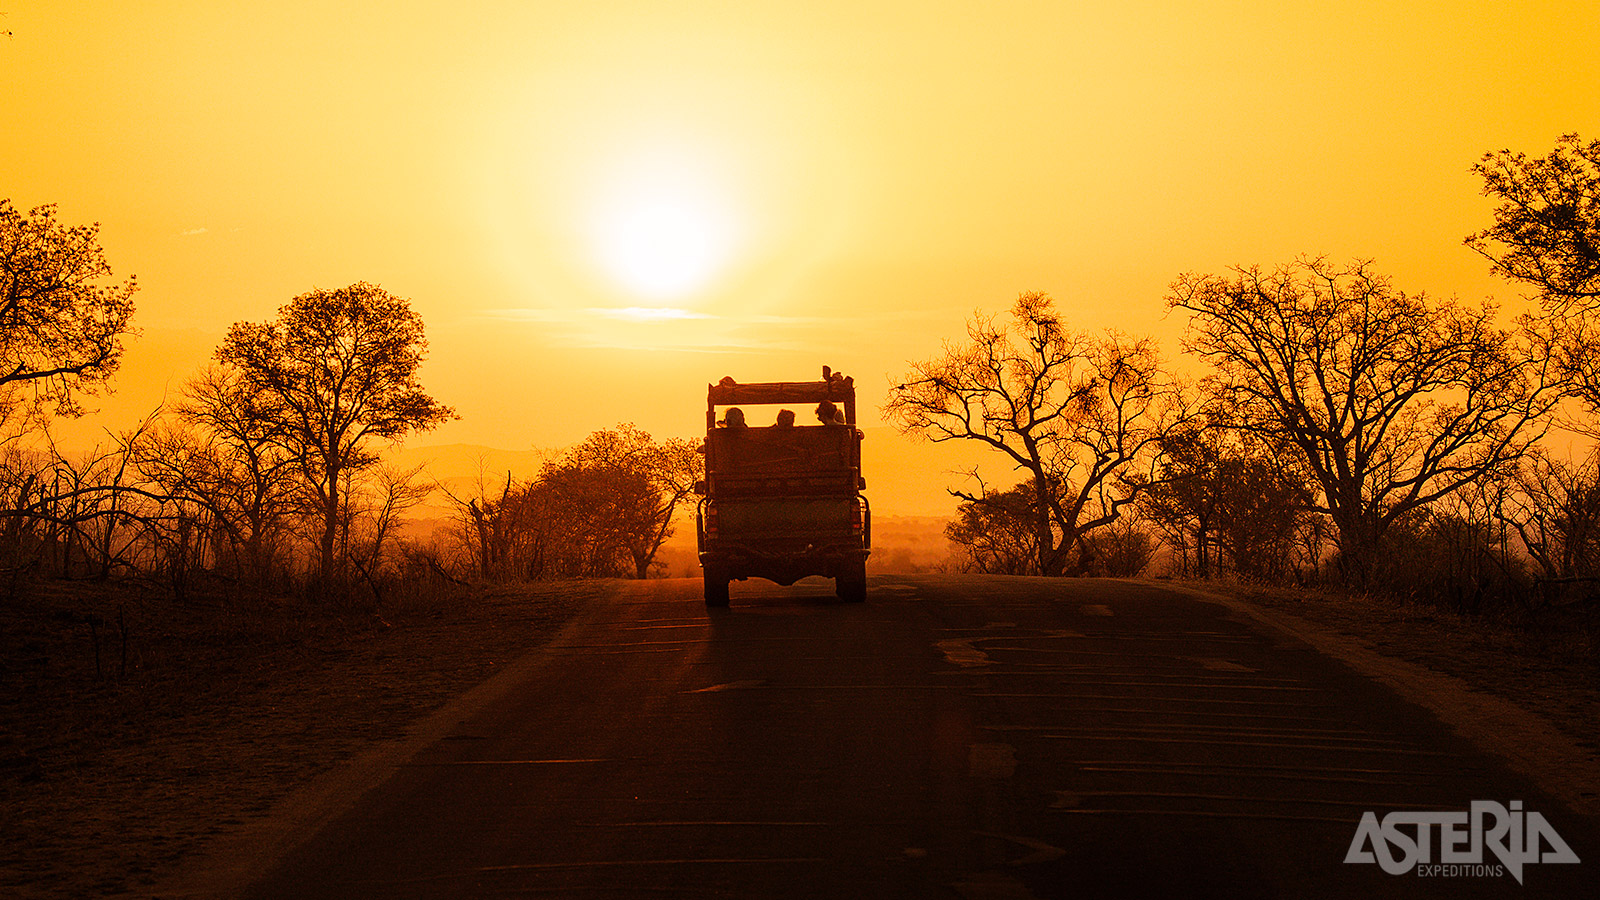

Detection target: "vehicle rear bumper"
[700, 544, 869, 586]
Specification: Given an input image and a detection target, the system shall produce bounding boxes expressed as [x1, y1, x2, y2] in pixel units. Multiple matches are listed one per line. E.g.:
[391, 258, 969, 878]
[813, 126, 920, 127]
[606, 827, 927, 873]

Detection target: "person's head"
[723, 407, 746, 427]
[775, 409, 796, 427]
[815, 400, 840, 424]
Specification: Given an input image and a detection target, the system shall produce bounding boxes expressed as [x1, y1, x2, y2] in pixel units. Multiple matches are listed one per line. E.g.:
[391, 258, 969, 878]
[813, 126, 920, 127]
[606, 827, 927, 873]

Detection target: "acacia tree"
[1468, 134, 1600, 429]
[946, 481, 1045, 575]
[888, 292, 1191, 577]
[1169, 258, 1557, 585]
[1141, 427, 1313, 580]
[217, 283, 454, 579]
[562, 425, 701, 578]
[1469, 134, 1600, 312]
[0, 200, 137, 429]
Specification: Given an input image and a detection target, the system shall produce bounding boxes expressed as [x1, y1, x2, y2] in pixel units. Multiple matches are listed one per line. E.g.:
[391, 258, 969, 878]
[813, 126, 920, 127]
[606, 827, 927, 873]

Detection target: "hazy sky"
[5, 1, 1597, 472]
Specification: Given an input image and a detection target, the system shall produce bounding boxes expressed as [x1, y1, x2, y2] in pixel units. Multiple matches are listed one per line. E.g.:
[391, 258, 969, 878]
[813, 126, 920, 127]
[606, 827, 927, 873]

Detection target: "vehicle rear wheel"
[703, 568, 730, 607]
[836, 563, 867, 603]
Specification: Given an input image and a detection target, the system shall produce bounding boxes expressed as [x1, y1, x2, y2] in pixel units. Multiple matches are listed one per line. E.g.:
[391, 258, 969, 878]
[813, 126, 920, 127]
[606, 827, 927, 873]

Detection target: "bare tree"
[342, 463, 431, 602]
[1, 419, 169, 585]
[1169, 258, 1558, 585]
[217, 283, 454, 580]
[888, 292, 1192, 576]
[442, 469, 519, 581]
[0, 200, 137, 430]
[1499, 449, 1600, 586]
[134, 366, 300, 582]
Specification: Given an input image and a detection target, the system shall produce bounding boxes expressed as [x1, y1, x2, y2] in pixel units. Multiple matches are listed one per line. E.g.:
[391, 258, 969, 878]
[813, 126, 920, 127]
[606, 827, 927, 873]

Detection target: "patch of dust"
[936, 638, 993, 668]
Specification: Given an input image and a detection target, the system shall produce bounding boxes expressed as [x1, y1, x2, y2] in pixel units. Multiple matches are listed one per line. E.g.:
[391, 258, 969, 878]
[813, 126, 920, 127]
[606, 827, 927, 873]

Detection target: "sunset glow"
[2, 1, 1595, 508]
[584, 147, 741, 300]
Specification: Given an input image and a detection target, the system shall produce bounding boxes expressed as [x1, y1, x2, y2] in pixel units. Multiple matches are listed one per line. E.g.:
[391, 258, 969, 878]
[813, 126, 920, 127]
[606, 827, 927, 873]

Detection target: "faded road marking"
[1039, 734, 1447, 754]
[1188, 656, 1259, 672]
[973, 831, 1066, 866]
[1082, 604, 1113, 616]
[968, 743, 1017, 779]
[686, 680, 766, 693]
[405, 759, 608, 766]
[951, 871, 1042, 899]
[574, 820, 833, 827]
[473, 858, 830, 873]
[936, 638, 992, 668]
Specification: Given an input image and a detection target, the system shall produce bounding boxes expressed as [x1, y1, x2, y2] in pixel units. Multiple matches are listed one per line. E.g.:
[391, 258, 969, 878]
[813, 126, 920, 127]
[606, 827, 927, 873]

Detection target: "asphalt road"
[238, 576, 1596, 899]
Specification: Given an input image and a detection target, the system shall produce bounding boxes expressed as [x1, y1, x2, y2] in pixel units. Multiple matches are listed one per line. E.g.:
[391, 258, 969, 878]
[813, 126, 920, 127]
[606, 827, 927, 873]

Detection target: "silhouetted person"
[722, 407, 747, 427]
[815, 400, 846, 425]
[774, 409, 796, 427]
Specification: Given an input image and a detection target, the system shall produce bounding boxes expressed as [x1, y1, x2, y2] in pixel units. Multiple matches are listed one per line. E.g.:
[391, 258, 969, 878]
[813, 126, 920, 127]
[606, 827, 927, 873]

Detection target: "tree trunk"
[1032, 473, 1060, 577]
[1333, 515, 1382, 590]
[319, 468, 339, 581]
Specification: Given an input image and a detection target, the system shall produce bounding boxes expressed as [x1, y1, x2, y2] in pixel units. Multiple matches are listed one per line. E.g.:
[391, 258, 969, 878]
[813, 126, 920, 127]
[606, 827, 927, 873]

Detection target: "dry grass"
[0, 575, 600, 899]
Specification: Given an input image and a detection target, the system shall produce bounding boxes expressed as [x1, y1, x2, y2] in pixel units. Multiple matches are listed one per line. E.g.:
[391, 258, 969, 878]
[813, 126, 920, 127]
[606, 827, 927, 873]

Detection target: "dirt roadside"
[0, 580, 602, 900]
[1156, 580, 1600, 818]
[5, 576, 1598, 898]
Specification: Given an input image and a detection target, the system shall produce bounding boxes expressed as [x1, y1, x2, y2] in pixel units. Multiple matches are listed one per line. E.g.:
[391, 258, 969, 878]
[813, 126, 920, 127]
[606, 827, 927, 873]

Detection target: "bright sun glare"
[585, 146, 740, 301]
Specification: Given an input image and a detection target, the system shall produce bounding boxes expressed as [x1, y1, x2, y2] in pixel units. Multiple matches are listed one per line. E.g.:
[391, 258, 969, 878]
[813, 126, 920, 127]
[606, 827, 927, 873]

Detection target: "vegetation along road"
[161, 576, 1596, 900]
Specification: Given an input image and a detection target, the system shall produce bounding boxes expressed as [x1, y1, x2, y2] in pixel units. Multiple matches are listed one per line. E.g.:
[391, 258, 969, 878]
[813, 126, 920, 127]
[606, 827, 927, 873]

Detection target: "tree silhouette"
[217, 283, 454, 580]
[1500, 449, 1600, 585]
[150, 366, 297, 581]
[1141, 426, 1312, 580]
[1469, 134, 1600, 430]
[562, 425, 701, 579]
[1170, 259, 1556, 585]
[1469, 134, 1600, 312]
[945, 480, 1049, 575]
[888, 292, 1191, 576]
[0, 200, 137, 427]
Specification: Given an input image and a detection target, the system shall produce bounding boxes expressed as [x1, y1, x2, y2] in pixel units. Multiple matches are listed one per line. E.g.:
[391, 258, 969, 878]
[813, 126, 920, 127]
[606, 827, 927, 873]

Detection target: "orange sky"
[4, 2, 1597, 513]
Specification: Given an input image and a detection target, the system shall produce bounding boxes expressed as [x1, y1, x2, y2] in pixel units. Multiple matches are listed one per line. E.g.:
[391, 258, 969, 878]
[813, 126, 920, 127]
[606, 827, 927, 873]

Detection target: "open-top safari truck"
[695, 367, 871, 606]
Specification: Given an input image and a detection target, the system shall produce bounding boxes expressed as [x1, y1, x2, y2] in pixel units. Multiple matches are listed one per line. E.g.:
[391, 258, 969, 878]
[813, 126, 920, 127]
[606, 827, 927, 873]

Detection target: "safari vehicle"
[695, 366, 871, 607]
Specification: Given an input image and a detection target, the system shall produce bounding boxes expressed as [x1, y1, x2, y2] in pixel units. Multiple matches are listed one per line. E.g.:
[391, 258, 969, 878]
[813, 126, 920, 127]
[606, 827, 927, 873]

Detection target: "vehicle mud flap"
[836, 562, 867, 603]
[703, 566, 730, 607]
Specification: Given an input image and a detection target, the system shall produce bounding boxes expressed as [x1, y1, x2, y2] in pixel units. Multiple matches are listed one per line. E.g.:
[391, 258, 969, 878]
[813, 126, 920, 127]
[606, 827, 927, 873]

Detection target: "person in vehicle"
[815, 400, 846, 425]
[774, 409, 796, 427]
[722, 407, 748, 427]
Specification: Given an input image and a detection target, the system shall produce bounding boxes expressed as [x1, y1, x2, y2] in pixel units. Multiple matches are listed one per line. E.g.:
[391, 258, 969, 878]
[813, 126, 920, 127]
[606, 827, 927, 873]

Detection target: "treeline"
[5, 134, 1599, 614]
[0, 202, 699, 602]
[894, 135, 1600, 614]
[444, 425, 698, 582]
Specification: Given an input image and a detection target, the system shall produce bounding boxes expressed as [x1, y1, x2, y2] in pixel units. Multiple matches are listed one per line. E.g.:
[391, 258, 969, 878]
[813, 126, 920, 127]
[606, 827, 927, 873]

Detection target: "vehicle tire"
[704, 568, 730, 607]
[836, 563, 867, 603]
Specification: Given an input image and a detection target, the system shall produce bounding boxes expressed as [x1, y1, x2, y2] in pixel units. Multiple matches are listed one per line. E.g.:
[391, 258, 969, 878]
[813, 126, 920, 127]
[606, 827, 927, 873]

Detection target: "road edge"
[149, 583, 622, 900]
[1152, 580, 1600, 819]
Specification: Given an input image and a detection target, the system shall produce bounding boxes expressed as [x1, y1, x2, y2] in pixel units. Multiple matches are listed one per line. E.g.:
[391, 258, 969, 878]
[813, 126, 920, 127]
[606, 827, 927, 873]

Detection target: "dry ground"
[0, 578, 599, 899]
[1212, 581, 1600, 759]
[2, 575, 1597, 898]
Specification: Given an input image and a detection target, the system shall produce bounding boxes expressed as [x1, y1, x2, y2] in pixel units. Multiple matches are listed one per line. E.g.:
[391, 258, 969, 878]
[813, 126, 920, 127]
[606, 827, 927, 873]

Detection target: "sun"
[584, 146, 741, 301]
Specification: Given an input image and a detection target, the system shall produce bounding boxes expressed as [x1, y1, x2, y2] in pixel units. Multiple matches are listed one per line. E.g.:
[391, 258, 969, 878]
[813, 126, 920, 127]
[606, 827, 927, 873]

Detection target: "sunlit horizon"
[4, 1, 1596, 489]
